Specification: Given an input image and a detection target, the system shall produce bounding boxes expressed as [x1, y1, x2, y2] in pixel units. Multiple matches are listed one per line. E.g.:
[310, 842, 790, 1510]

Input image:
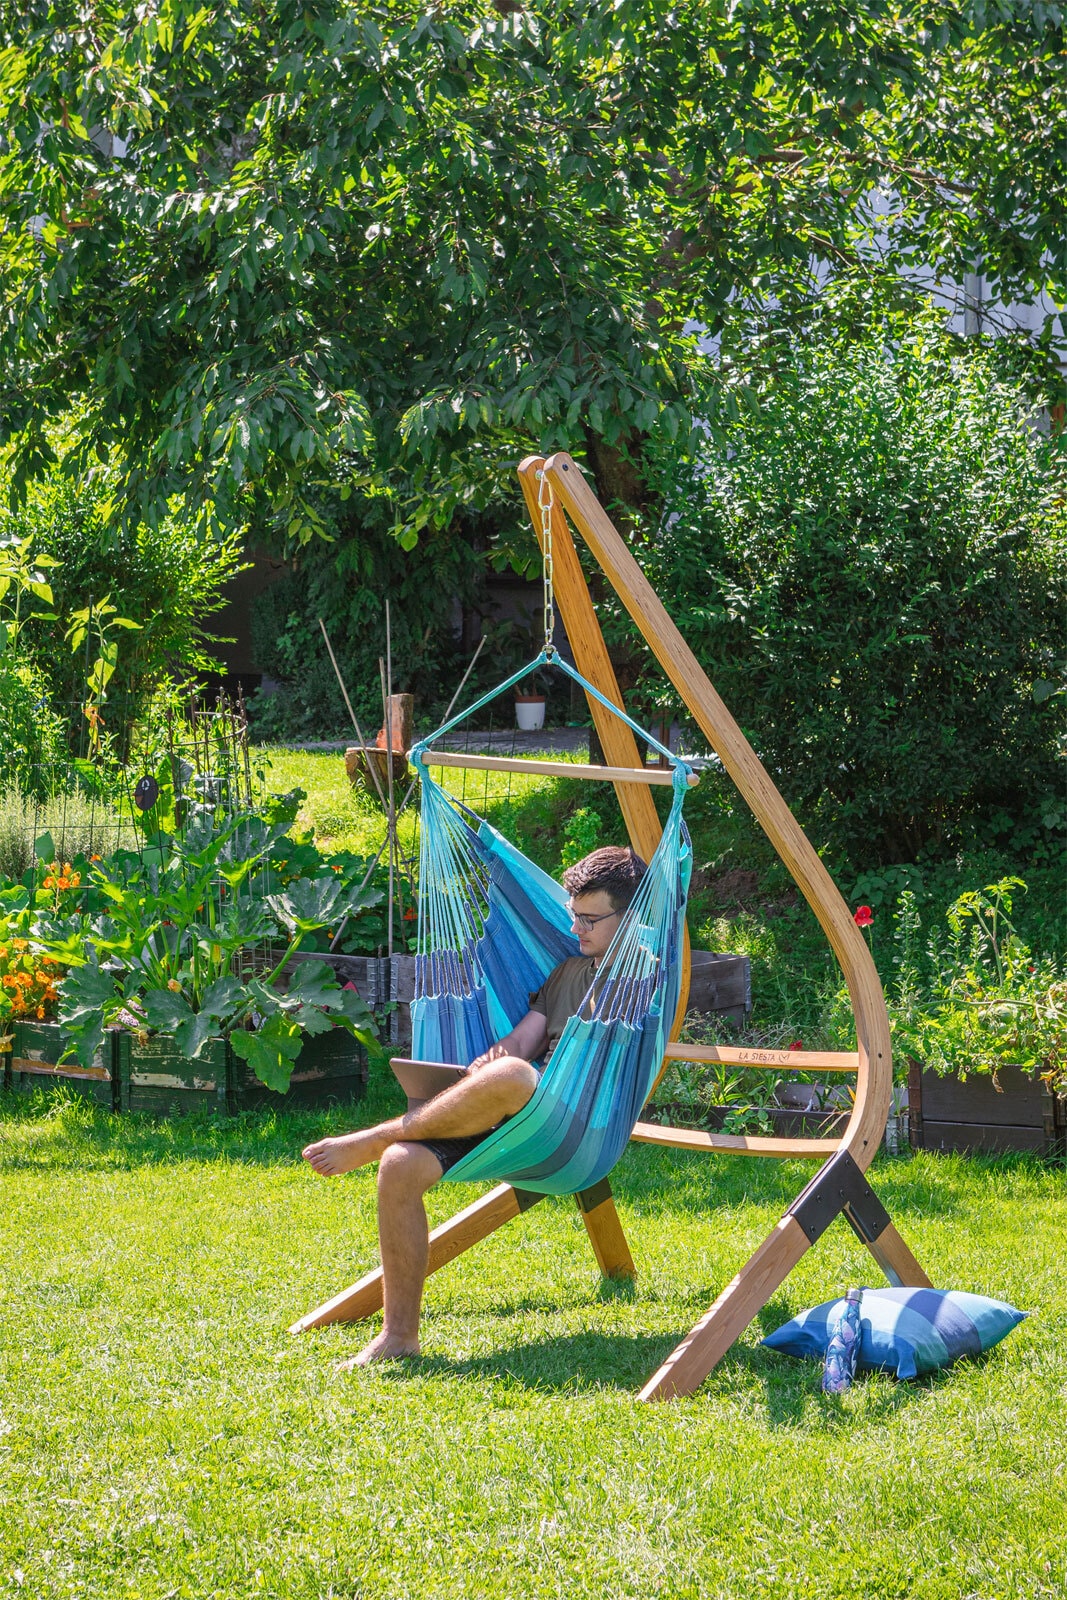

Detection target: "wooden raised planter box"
[115, 1029, 368, 1118]
[7, 1020, 117, 1109]
[115, 1032, 230, 1117]
[229, 1027, 368, 1113]
[908, 1060, 1066, 1157]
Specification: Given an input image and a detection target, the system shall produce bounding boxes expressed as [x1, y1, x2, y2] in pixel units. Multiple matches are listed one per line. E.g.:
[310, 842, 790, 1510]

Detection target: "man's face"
[567, 890, 623, 962]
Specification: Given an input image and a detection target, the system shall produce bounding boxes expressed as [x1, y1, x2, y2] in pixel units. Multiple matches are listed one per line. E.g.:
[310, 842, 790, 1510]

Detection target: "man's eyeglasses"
[566, 903, 621, 932]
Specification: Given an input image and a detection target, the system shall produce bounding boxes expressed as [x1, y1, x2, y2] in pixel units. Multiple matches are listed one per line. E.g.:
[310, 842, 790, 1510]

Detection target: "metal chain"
[537, 467, 556, 654]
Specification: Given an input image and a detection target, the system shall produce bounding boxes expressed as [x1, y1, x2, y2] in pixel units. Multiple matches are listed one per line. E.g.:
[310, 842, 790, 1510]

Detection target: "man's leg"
[337, 1140, 443, 1369]
[302, 1055, 539, 1176]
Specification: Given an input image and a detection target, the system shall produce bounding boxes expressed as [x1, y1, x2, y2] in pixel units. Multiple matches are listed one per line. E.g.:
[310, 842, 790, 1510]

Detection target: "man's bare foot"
[335, 1331, 420, 1370]
[302, 1129, 389, 1176]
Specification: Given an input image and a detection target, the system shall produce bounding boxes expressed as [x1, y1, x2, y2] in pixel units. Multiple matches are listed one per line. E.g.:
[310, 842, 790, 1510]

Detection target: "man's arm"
[468, 1010, 548, 1072]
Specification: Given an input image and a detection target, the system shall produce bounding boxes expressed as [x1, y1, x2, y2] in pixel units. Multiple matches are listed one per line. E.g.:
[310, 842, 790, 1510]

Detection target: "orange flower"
[14, 973, 32, 989]
[10, 994, 24, 1014]
[167, 978, 182, 992]
[42, 955, 58, 967]
[89, 854, 101, 862]
[1, 976, 16, 990]
[12, 939, 27, 952]
[35, 1005, 45, 1019]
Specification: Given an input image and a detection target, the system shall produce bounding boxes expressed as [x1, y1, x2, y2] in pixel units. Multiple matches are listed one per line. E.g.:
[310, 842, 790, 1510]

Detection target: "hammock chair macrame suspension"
[292, 453, 931, 1400]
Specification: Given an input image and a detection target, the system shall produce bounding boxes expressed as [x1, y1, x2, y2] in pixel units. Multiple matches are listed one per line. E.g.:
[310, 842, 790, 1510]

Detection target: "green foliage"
[32, 774, 382, 1086]
[891, 881, 1066, 1090]
[0, 463, 246, 735]
[1, 3, 1062, 542]
[246, 507, 483, 739]
[559, 807, 603, 872]
[631, 331, 1067, 862]
[0, 656, 66, 798]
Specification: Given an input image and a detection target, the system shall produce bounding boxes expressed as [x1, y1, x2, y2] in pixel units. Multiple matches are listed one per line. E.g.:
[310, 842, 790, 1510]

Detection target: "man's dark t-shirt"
[529, 954, 602, 1063]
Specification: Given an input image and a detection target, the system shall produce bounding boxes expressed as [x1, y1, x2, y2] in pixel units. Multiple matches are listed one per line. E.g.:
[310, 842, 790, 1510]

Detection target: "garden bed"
[2, 1020, 367, 1118]
[643, 1100, 848, 1140]
[908, 1059, 1066, 1157]
[6, 1020, 117, 1110]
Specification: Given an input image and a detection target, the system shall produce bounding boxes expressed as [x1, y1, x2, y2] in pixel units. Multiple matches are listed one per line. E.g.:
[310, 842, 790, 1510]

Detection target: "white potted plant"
[514, 672, 546, 731]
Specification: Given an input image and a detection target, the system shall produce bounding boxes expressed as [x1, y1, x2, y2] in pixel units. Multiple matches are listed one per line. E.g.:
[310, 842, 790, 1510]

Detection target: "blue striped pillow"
[763, 1288, 1026, 1380]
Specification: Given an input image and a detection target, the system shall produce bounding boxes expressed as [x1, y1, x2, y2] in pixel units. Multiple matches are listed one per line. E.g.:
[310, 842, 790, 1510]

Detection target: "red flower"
[789, 1040, 804, 1052]
[853, 905, 874, 927]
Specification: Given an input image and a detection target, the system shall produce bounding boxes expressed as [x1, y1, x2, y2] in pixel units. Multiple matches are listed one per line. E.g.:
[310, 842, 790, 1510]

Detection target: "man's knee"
[378, 1140, 441, 1199]
[479, 1055, 539, 1110]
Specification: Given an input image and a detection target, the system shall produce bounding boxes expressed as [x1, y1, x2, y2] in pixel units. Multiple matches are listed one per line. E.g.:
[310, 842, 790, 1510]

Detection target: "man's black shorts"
[415, 1133, 489, 1175]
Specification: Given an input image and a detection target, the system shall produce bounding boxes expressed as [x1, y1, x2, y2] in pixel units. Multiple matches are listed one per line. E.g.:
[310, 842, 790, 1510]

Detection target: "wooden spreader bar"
[415, 749, 698, 787]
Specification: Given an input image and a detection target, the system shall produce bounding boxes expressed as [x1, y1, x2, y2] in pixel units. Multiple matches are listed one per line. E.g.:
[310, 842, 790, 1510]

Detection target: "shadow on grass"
[369, 1328, 684, 1395]
[353, 1325, 939, 1424]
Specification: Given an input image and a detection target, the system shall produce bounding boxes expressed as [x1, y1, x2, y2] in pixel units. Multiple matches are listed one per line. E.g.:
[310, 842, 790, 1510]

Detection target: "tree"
[1, 1, 1063, 547]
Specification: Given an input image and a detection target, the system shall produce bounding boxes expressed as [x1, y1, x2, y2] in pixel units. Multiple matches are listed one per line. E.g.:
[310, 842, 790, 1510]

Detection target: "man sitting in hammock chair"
[302, 845, 647, 1367]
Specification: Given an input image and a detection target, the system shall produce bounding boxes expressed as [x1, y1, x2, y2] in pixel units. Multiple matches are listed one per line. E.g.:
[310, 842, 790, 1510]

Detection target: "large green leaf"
[285, 959, 343, 1009]
[142, 990, 196, 1034]
[229, 1014, 303, 1093]
[56, 959, 119, 1069]
[267, 876, 346, 936]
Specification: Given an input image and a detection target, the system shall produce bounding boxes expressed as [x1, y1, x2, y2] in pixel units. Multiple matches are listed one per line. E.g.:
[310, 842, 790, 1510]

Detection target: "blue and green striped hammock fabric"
[408, 653, 692, 1196]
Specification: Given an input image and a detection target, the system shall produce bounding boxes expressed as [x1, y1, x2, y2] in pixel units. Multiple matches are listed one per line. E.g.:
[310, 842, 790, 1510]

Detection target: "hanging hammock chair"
[407, 650, 693, 1196]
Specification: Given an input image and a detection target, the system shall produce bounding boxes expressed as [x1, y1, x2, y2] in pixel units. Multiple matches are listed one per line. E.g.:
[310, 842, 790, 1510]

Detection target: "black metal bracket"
[511, 1186, 546, 1214]
[787, 1149, 891, 1247]
[574, 1177, 613, 1213]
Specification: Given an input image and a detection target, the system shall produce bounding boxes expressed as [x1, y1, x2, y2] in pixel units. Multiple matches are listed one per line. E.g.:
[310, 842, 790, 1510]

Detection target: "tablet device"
[390, 1057, 467, 1109]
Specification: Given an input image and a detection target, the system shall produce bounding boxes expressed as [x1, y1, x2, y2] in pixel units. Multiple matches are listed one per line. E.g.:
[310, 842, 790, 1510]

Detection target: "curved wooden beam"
[540, 451, 930, 1400]
[542, 451, 890, 1166]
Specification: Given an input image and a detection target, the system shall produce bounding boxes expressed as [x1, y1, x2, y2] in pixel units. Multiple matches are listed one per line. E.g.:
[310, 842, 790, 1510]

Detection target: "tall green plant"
[0, 461, 246, 752]
[629, 331, 1066, 862]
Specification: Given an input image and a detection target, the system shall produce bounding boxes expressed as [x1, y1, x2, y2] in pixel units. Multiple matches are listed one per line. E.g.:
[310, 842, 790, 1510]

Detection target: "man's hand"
[467, 1042, 512, 1073]
[468, 1010, 549, 1072]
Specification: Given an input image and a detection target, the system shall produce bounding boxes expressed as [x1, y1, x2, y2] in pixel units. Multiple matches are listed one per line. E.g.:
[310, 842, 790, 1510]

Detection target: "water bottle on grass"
[821, 1287, 863, 1393]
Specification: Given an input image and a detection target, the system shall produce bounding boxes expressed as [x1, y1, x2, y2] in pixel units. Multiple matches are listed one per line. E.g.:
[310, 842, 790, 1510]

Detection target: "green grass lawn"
[2, 1078, 1064, 1600]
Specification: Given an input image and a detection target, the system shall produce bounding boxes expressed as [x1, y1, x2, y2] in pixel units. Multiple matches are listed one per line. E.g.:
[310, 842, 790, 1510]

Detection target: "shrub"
[629, 331, 1066, 864]
[0, 462, 245, 747]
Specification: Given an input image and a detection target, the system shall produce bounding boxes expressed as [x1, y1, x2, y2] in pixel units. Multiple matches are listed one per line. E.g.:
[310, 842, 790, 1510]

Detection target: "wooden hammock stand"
[291, 451, 932, 1400]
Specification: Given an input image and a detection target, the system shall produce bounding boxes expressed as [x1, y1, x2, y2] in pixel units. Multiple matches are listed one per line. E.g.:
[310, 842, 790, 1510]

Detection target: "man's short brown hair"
[561, 845, 648, 912]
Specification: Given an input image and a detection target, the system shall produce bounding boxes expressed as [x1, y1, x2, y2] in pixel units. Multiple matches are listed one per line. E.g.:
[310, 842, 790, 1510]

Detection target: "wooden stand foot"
[638, 1149, 932, 1400]
[862, 1219, 932, 1289]
[288, 1182, 543, 1333]
[640, 1216, 813, 1401]
[575, 1178, 636, 1279]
